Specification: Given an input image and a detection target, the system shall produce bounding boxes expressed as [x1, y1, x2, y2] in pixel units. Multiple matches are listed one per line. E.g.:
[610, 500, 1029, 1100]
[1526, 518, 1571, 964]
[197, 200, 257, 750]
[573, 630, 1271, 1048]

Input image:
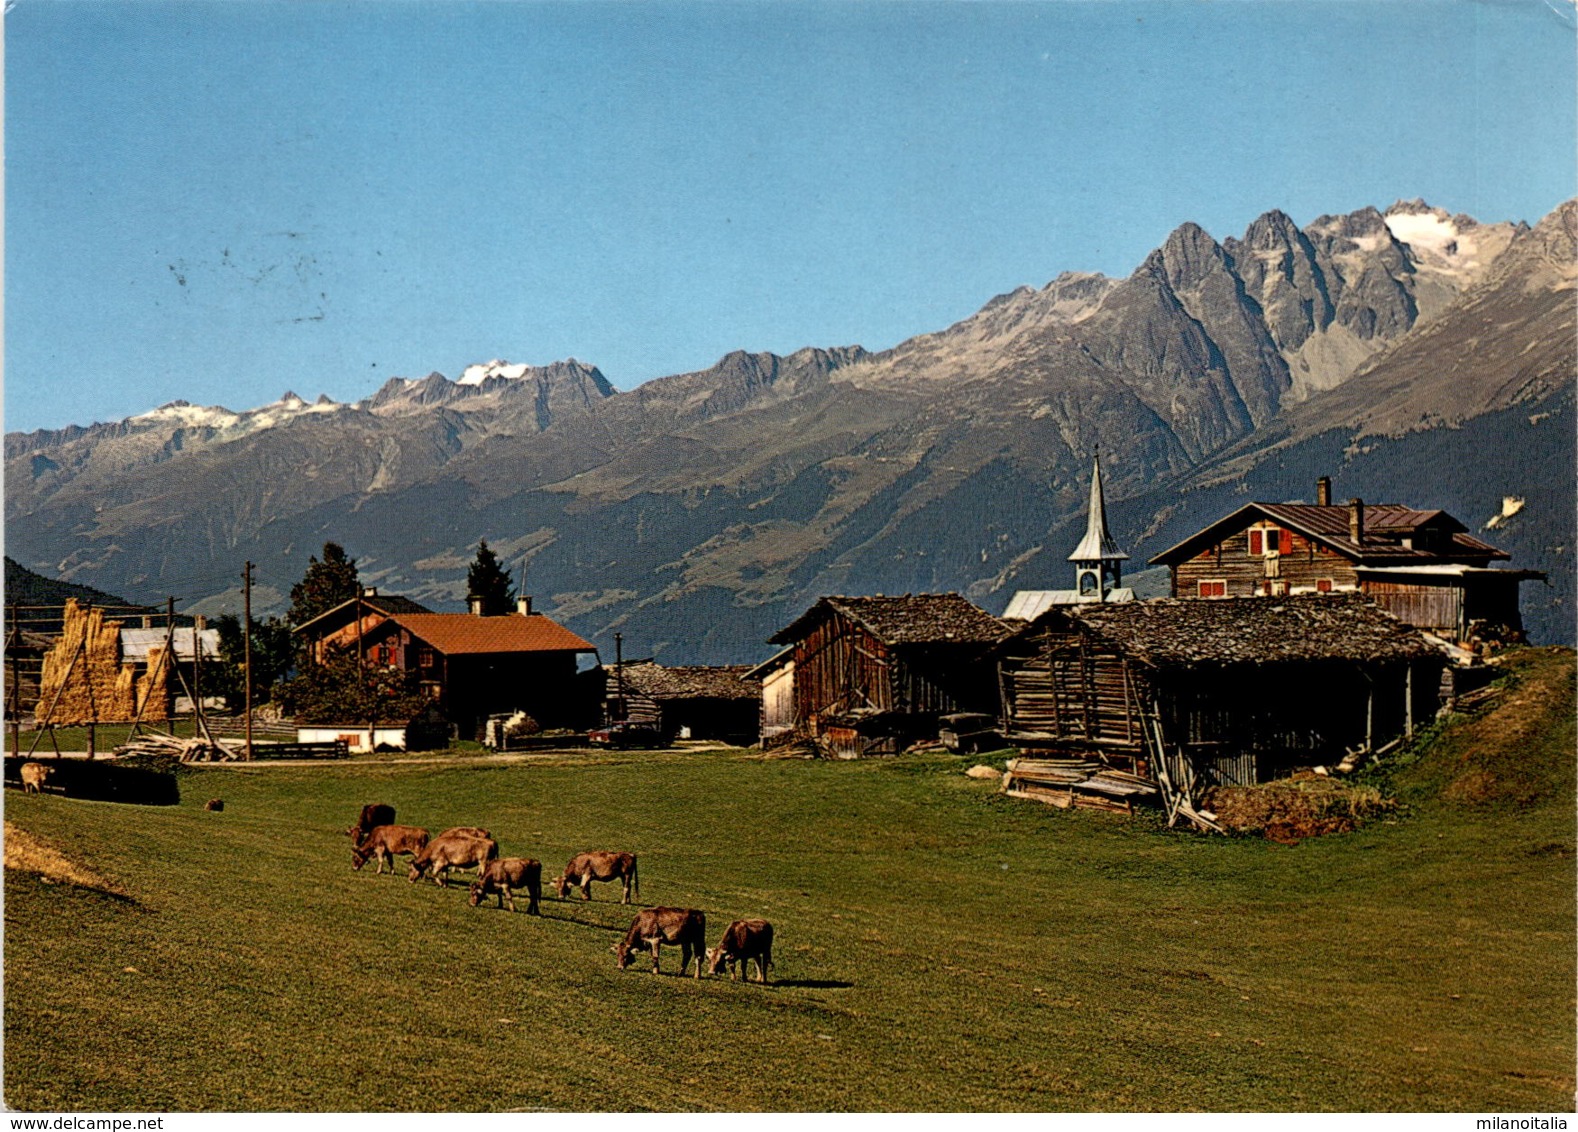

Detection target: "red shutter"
[1280, 529, 1293, 554]
[1248, 529, 1262, 555]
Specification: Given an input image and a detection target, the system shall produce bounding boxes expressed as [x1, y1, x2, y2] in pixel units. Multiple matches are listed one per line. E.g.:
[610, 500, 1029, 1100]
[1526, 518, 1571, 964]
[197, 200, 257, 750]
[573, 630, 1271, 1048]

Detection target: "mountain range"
[7, 198, 1573, 659]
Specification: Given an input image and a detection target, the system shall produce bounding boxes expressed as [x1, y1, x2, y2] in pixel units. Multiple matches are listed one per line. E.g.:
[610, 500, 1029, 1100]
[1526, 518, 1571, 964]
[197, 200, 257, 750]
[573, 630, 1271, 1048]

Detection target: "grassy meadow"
[4, 648, 1574, 1112]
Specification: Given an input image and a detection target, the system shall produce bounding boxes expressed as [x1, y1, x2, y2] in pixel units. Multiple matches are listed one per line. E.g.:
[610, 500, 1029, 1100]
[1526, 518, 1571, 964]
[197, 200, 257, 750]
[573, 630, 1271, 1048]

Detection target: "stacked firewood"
[113, 732, 242, 762]
[1002, 757, 1159, 813]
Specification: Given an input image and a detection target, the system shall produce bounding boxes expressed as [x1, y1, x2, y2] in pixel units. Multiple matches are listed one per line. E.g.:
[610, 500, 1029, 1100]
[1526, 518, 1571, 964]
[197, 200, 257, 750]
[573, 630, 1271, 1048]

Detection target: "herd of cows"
[346, 803, 776, 981]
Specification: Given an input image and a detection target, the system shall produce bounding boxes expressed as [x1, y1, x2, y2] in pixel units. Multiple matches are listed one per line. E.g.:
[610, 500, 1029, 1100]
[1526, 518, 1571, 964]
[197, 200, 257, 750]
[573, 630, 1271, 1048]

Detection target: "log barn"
[996, 593, 1444, 817]
[603, 661, 761, 746]
[767, 593, 1009, 757]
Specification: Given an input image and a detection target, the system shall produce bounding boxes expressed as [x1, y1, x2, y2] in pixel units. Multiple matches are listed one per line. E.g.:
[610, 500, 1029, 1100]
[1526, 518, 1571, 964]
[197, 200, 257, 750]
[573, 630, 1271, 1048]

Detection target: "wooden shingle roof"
[611, 662, 760, 701]
[769, 593, 1009, 647]
[1039, 593, 1439, 667]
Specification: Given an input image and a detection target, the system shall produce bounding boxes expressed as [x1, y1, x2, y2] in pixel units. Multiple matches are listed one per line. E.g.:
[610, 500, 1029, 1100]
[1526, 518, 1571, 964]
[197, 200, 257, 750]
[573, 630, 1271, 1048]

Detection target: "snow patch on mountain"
[1382, 202, 1518, 289]
[132, 401, 243, 430]
[131, 391, 344, 436]
[1383, 208, 1463, 255]
[459, 359, 535, 385]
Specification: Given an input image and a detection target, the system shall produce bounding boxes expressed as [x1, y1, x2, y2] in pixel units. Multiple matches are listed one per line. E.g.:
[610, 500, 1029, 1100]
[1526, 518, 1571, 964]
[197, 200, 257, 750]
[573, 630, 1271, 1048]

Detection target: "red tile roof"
[389, 612, 595, 656]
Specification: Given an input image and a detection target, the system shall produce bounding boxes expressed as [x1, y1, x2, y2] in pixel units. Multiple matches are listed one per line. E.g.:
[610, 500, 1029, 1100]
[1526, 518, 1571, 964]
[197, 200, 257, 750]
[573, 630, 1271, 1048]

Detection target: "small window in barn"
[1316, 578, 1333, 593]
[419, 648, 435, 668]
[1198, 580, 1227, 598]
[376, 644, 392, 666]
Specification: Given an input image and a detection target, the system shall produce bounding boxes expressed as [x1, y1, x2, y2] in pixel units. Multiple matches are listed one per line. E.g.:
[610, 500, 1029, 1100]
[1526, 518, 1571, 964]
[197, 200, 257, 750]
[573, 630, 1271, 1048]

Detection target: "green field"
[5, 649, 1574, 1112]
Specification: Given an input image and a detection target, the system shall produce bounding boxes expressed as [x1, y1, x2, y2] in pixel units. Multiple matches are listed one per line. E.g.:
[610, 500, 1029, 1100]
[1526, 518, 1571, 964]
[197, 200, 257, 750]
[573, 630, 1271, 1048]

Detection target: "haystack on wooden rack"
[33, 600, 170, 727]
[16, 596, 221, 759]
[996, 594, 1444, 831]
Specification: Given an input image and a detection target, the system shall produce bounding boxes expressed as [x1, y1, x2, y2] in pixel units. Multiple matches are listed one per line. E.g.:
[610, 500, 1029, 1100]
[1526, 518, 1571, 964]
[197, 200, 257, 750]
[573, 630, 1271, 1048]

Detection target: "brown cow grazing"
[409, 830, 498, 887]
[613, 907, 707, 977]
[351, 825, 430, 874]
[468, 857, 542, 915]
[19, 762, 53, 795]
[205, 798, 225, 812]
[346, 802, 396, 842]
[554, 851, 639, 904]
[707, 919, 774, 983]
[437, 826, 491, 841]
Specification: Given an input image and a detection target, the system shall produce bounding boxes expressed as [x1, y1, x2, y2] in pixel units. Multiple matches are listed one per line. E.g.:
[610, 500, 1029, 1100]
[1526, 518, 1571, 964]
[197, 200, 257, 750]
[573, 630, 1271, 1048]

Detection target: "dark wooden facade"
[998, 595, 1443, 803]
[1168, 522, 1359, 599]
[341, 609, 599, 739]
[769, 594, 1008, 757]
[1151, 490, 1541, 645]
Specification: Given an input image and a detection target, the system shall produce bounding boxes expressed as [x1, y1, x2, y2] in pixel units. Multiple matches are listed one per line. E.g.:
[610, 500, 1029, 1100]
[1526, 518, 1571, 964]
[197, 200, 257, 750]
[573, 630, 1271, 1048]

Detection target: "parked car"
[588, 721, 664, 749]
[939, 712, 1003, 755]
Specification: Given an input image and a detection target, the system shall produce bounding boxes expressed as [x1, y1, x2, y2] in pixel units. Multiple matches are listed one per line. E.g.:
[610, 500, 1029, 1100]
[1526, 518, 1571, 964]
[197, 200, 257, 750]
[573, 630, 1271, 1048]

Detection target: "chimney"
[1348, 498, 1364, 545]
[468, 594, 485, 617]
[1316, 476, 1332, 507]
[517, 596, 533, 616]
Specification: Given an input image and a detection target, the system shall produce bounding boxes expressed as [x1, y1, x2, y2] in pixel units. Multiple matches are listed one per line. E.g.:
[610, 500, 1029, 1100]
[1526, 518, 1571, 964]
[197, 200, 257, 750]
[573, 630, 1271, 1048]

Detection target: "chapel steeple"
[1067, 453, 1128, 599]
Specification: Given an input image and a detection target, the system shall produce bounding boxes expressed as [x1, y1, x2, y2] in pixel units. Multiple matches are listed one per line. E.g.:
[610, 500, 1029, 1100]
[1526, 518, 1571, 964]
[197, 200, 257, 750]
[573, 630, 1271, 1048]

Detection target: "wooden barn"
[767, 593, 1009, 757]
[603, 661, 761, 745]
[1148, 476, 1540, 643]
[996, 593, 1444, 821]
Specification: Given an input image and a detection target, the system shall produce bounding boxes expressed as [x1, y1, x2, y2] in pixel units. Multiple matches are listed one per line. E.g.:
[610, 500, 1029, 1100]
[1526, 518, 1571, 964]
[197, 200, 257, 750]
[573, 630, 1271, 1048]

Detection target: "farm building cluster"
[11, 459, 1541, 826]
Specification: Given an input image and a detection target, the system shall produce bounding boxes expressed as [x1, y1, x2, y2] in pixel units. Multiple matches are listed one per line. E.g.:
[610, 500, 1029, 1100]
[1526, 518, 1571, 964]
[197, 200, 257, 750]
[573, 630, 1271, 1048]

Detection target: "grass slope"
[5, 650, 1574, 1111]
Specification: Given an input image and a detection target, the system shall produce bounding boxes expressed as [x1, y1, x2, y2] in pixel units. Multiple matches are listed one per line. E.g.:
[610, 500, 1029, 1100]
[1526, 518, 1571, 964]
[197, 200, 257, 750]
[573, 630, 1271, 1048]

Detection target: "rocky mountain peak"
[1308, 205, 1392, 244]
[1156, 221, 1230, 292]
[1236, 209, 1303, 251]
[1385, 197, 1440, 217]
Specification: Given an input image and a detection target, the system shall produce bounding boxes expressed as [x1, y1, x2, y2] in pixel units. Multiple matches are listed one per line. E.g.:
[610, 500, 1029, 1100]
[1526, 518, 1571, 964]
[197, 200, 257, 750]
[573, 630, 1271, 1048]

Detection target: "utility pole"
[6, 604, 18, 756]
[242, 562, 254, 761]
[613, 632, 625, 726]
[192, 614, 206, 741]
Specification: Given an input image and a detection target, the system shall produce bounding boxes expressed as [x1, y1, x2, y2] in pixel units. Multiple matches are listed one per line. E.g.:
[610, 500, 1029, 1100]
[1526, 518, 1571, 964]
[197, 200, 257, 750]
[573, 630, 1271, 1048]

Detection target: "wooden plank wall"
[1362, 581, 1463, 638]
[1172, 526, 1358, 598]
[792, 613, 892, 724]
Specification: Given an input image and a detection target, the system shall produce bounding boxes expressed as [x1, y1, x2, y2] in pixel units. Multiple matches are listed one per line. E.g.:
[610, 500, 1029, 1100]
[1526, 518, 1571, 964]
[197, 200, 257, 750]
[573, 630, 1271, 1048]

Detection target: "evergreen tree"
[276, 649, 426, 726]
[466, 539, 516, 615]
[208, 614, 294, 712]
[287, 542, 360, 627]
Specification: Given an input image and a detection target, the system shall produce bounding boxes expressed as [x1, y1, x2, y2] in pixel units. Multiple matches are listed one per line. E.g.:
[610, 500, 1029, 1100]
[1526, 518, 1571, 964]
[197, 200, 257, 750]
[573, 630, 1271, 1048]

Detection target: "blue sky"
[6, 0, 1575, 434]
